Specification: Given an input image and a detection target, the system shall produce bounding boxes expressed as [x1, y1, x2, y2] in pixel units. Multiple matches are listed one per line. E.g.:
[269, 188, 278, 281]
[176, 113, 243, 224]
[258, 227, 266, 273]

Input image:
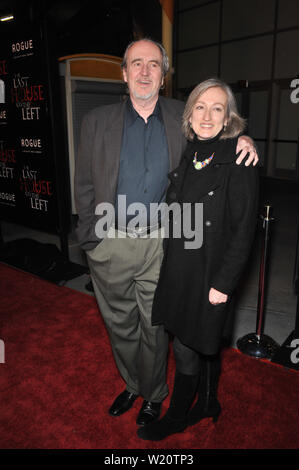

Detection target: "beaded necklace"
[193, 152, 215, 170]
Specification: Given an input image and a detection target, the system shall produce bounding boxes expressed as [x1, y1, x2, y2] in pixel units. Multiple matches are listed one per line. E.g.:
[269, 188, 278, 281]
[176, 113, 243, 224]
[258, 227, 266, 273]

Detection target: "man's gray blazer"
[74, 95, 186, 251]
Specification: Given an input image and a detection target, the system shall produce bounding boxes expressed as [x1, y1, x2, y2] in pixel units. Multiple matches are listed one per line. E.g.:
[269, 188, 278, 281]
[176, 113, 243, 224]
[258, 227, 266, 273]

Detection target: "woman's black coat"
[152, 137, 259, 355]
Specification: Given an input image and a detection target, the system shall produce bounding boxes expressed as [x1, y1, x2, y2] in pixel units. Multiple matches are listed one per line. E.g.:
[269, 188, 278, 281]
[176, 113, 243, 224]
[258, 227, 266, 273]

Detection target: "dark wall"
[0, 0, 162, 59]
[174, 0, 299, 181]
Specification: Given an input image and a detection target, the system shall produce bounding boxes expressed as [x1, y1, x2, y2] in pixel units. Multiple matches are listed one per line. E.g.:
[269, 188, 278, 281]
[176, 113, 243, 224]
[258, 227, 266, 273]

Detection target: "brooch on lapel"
[193, 152, 215, 170]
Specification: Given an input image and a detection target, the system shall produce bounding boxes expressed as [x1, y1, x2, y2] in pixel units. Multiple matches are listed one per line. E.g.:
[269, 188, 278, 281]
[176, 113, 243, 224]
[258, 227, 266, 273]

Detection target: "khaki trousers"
[87, 227, 169, 402]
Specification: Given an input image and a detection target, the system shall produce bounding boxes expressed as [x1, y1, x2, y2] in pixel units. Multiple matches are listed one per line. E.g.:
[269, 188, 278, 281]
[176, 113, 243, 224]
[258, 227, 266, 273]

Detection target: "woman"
[138, 78, 259, 441]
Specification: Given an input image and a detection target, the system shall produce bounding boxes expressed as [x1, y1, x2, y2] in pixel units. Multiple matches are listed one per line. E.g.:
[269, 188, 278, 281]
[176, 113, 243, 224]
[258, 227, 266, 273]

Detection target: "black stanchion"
[237, 205, 279, 359]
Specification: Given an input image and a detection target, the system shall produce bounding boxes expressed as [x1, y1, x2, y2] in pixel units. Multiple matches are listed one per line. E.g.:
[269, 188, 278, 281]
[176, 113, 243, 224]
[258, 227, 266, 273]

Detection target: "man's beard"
[131, 79, 163, 101]
[133, 89, 157, 100]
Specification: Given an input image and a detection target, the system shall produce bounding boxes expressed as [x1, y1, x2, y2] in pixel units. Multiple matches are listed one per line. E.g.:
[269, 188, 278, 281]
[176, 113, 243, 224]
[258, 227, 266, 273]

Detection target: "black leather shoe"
[109, 390, 139, 417]
[136, 401, 162, 426]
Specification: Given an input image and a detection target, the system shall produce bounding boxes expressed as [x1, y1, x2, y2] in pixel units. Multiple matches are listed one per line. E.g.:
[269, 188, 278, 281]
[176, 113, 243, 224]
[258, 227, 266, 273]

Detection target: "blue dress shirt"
[115, 99, 169, 226]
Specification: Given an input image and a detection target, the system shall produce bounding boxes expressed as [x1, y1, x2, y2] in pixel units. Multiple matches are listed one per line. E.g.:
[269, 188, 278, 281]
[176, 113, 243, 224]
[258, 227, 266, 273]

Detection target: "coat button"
[173, 172, 178, 177]
[205, 220, 212, 227]
[169, 191, 177, 200]
[208, 191, 214, 196]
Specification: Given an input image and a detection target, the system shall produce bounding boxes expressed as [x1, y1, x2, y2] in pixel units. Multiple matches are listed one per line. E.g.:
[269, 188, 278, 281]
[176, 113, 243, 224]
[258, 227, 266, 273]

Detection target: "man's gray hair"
[182, 78, 246, 141]
[121, 38, 169, 77]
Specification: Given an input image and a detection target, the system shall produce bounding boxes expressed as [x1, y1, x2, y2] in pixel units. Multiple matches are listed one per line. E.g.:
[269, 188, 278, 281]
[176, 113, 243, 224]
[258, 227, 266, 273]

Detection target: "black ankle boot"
[187, 355, 221, 426]
[137, 371, 198, 441]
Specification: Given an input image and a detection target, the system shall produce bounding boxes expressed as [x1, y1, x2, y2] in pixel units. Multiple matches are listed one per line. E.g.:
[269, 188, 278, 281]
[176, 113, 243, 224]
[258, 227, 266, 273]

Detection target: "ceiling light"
[0, 15, 14, 22]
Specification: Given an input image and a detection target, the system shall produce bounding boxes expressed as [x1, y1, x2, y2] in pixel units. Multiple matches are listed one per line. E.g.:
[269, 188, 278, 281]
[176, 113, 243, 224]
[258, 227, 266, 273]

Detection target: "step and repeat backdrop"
[0, 31, 69, 233]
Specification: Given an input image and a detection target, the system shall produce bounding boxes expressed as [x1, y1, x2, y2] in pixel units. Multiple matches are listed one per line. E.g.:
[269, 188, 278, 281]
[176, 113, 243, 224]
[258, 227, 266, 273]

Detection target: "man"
[75, 38, 258, 427]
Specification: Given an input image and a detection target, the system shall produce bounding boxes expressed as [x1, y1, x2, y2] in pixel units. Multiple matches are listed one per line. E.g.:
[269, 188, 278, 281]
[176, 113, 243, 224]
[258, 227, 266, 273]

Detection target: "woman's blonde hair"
[182, 78, 246, 141]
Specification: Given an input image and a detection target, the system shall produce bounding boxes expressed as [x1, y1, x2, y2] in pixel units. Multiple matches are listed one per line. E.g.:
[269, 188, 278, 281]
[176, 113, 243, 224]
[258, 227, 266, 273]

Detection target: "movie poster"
[0, 33, 62, 232]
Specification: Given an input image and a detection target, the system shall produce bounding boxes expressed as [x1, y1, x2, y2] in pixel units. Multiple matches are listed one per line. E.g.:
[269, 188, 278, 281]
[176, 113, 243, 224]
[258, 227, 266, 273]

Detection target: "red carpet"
[0, 262, 298, 449]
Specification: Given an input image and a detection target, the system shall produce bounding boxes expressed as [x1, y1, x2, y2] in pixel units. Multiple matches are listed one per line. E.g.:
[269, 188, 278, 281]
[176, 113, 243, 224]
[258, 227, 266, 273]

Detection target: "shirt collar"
[125, 97, 162, 127]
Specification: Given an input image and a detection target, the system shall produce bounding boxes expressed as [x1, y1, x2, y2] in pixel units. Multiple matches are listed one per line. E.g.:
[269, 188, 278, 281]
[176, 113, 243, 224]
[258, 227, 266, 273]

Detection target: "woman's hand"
[236, 135, 258, 166]
[209, 287, 228, 305]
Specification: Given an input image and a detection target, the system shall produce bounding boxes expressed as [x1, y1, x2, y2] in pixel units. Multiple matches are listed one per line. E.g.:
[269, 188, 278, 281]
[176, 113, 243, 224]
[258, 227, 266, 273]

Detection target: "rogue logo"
[11, 40, 33, 53]
[21, 138, 42, 148]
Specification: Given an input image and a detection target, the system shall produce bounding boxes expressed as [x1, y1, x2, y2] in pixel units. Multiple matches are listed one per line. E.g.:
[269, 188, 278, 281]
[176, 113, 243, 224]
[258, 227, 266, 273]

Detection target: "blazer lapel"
[159, 97, 186, 171]
[103, 101, 126, 200]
